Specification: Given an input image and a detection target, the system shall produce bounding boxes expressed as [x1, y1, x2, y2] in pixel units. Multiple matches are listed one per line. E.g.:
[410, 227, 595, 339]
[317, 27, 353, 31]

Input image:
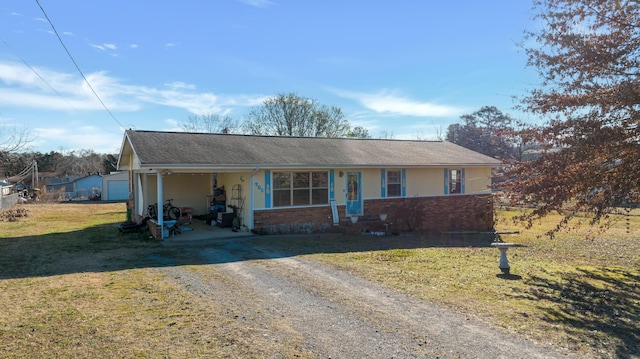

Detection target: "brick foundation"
[134, 215, 162, 240]
[253, 194, 494, 235]
[135, 214, 164, 240]
[148, 220, 163, 240]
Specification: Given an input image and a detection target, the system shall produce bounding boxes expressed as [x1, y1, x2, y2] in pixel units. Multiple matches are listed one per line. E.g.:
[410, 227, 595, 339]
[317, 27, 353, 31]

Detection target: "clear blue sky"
[0, 0, 537, 154]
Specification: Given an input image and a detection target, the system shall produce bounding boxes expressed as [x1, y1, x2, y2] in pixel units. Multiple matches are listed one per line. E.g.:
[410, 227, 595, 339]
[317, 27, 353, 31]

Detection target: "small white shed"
[1, 181, 12, 196]
[102, 172, 129, 201]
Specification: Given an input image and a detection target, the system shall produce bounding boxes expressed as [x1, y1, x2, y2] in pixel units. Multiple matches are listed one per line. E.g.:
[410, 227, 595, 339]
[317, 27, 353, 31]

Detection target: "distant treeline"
[0, 149, 118, 178]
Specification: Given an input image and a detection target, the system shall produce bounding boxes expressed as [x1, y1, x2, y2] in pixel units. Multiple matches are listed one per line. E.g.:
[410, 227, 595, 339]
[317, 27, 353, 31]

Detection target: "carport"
[133, 168, 256, 240]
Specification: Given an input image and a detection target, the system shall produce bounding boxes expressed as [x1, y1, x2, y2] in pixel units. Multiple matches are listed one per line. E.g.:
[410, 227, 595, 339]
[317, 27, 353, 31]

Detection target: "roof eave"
[133, 162, 501, 172]
[117, 130, 142, 171]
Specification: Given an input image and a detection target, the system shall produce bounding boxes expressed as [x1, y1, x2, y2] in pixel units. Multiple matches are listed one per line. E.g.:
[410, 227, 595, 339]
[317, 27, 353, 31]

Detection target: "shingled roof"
[120, 130, 501, 170]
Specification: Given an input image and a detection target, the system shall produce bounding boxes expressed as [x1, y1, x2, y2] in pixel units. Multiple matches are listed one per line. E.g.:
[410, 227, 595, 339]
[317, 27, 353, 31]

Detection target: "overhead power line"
[1, 38, 76, 109]
[35, 0, 126, 130]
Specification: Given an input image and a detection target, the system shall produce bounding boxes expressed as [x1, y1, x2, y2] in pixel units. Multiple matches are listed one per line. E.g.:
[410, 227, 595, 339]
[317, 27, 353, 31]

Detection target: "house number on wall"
[254, 182, 264, 193]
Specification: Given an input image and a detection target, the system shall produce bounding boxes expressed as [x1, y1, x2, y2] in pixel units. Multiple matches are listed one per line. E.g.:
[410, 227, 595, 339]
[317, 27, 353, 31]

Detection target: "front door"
[345, 171, 363, 216]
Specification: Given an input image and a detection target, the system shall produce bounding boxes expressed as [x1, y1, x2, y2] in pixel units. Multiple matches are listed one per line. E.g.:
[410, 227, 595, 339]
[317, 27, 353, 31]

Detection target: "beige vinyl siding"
[464, 167, 492, 194]
[360, 168, 381, 199]
[252, 171, 266, 209]
[405, 168, 444, 196]
[142, 173, 212, 214]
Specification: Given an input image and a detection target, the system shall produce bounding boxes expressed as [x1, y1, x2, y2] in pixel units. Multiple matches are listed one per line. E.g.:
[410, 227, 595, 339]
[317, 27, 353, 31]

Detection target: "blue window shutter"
[265, 170, 271, 208]
[329, 169, 335, 200]
[461, 168, 465, 194]
[401, 168, 406, 197]
[381, 169, 386, 198]
[444, 168, 449, 195]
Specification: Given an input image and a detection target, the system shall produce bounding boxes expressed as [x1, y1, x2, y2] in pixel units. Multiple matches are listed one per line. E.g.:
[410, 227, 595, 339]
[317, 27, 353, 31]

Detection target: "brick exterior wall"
[253, 194, 494, 235]
[148, 220, 163, 240]
[134, 213, 164, 240]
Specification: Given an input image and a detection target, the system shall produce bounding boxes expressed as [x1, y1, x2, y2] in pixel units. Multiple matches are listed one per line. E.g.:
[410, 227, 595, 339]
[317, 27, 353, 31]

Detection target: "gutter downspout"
[248, 167, 260, 231]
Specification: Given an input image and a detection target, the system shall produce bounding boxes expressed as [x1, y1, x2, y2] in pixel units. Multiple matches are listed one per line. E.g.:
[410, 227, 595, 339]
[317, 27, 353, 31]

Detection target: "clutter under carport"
[116, 217, 150, 234]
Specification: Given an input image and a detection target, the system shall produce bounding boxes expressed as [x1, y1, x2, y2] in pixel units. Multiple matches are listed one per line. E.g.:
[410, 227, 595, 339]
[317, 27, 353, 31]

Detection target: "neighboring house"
[0, 180, 19, 210]
[0, 180, 12, 196]
[44, 181, 74, 198]
[102, 172, 129, 201]
[38, 172, 80, 185]
[117, 130, 501, 239]
[75, 174, 103, 199]
[45, 174, 103, 199]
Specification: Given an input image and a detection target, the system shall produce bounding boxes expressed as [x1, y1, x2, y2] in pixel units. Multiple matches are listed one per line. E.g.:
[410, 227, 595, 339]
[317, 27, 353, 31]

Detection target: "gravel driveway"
[151, 238, 570, 358]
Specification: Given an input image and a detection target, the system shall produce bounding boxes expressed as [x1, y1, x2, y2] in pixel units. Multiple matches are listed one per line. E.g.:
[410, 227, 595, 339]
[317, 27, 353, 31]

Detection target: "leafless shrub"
[0, 207, 29, 221]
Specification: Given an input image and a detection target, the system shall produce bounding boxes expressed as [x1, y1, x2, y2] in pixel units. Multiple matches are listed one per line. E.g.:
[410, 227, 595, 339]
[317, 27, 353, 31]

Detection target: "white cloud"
[0, 61, 265, 115]
[166, 82, 196, 90]
[90, 43, 117, 52]
[0, 63, 108, 110]
[163, 119, 182, 132]
[164, 118, 179, 127]
[336, 89, 465, 117]
[33, 126, 123, 153]
[237, 0, 275, 8]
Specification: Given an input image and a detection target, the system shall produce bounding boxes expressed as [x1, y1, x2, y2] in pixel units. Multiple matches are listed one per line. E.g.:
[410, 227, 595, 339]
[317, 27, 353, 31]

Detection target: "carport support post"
[157, 171, 164, 240]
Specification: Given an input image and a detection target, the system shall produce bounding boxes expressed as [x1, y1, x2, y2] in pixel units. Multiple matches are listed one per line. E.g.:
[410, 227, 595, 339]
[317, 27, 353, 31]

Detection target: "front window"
[387, 170, 402, 197]
[273, 171, 328, 207]
[450, 169, 462, 194]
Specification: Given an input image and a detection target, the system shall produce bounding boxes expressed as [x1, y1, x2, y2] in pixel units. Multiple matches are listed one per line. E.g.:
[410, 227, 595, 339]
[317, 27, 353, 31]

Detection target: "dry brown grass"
[0, 202, 638, 358]
[282, 208, 639, 359]
[0, 202, 307, 358]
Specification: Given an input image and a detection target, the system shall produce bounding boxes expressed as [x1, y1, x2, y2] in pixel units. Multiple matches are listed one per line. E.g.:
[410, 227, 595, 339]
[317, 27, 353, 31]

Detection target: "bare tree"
[243, 93, 351, 137]
[0, 122, 32, 153]
[0, 122, 33, 177]
[377, 130, 396, 139]
[345, 126, 371, 138]
[53, 148, 103, 176]
[179, 113, 239, 134]
[432, 121, 445, 141]
[411, 131, 431, 141]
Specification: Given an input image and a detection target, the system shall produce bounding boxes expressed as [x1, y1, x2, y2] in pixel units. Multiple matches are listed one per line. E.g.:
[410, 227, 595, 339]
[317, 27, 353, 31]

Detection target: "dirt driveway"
[152, 238, 569, 358]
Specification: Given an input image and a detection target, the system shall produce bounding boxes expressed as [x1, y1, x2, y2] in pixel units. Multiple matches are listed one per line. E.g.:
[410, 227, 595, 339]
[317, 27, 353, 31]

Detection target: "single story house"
[117, 130, 501, 239]
[45, 173, 103, 199]
[38, 172, 80, 185]
[43, 181, 74, 197]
